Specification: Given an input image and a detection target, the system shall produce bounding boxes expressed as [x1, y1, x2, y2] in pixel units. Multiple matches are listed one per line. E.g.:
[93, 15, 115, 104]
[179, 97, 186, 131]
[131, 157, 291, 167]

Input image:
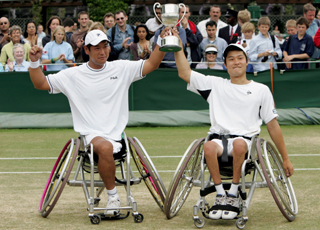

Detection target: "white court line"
[0, 154, 319, 160]
[0, 168, 319, 174]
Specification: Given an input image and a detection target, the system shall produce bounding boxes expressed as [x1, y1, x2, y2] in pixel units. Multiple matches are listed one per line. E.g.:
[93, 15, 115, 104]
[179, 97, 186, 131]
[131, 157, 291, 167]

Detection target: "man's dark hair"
[296, 16, 310, 29]
[103, 12, 114, 21]
[206, 20, 217, 28]
[115, 10, 127, 17]
[78, 11, 89, 19]
[63, 18, 74, 27]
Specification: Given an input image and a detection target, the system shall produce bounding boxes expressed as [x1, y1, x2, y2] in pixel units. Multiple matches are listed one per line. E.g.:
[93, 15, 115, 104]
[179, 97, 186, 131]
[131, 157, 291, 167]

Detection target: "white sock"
[107, 187, 117, 197]
[229, 182, 239, 196]
[215, 183, 226, 196]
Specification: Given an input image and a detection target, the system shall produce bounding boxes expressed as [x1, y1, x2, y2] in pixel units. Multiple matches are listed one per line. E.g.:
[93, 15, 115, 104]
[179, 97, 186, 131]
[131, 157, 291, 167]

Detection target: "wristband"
[51, 58, 55, 63]
[29, 60, 40, 69]
[157, 37, 162, 47]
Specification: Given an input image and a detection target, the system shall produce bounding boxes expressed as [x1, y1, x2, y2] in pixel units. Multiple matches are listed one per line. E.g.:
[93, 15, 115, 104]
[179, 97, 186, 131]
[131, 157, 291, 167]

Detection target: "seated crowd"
[0, 2, 320, 72]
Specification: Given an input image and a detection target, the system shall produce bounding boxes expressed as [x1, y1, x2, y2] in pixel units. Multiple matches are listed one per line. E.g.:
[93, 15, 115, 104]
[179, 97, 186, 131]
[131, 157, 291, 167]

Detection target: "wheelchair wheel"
[128, 137, 165, 211]
[164, 138, 204, 219]
[257, 138, 298, 221]
[39, 138, 79, 217]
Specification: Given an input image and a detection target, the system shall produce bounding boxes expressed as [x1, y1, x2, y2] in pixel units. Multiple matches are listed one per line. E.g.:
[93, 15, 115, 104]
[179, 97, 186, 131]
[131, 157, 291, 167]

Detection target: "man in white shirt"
[172, 31, 294, 221]
[145, 5, 163, 39]
[28, 29, 170, 217]
[197, 5, 227, 39]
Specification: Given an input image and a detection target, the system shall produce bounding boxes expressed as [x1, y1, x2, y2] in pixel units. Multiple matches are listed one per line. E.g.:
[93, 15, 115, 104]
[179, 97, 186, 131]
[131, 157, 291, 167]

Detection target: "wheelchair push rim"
[39, 138, 79, 217]
[128, 137, 165, 211]
[164, 138, 204, 219]
[257, 138, 298, 221]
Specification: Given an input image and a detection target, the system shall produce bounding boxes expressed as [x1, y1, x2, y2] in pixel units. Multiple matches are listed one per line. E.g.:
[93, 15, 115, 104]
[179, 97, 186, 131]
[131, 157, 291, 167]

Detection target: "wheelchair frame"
[164, 135, 298, 229]
[39, 132, 166, 224]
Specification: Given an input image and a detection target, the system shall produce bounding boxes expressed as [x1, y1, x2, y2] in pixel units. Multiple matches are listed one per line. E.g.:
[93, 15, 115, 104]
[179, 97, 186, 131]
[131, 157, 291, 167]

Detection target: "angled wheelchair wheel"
[128, 137, 165, 211]
[39, 138, 79, 217]
[164, 138, 204, 219]
[257, 138, 298, 221]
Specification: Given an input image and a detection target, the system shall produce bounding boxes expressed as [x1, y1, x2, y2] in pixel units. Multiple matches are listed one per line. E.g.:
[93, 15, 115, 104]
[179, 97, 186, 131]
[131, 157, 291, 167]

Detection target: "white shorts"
[84, 133, 123, 154]
[211, 137, 252, 156]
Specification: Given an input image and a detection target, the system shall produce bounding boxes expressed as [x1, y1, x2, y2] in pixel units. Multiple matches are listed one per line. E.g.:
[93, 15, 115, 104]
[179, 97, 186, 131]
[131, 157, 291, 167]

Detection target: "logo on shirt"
[300, 43, 306, 52]
[272, 109, 278, 114]
[97, 33, 101, 36]
[110, 76, 118, 80]
[247, 90, 252, 95]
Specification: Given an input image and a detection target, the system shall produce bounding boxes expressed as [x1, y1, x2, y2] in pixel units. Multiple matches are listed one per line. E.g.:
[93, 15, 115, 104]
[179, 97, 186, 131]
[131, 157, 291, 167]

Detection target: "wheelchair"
[164, 134, 298, 229]
[38, 132, 166, 224]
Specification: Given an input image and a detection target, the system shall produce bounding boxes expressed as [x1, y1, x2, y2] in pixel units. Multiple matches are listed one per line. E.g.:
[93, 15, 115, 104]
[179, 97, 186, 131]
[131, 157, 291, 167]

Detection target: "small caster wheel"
[133, 213, 144, 223]
[194, 217, 205, 228]
[236, 218, 246, 229]
[90, 215, 101, 224]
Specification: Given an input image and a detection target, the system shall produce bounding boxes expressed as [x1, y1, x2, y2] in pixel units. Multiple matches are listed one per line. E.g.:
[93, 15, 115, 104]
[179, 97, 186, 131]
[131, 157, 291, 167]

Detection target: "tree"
[86, 0, 130, 22]
[31, 0, 42, 25]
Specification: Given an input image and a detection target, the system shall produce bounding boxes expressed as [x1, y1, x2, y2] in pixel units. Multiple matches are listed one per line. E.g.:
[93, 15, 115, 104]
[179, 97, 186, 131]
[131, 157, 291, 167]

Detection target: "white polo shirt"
[46, 60, 145, 141]
[187, 71, 278, 136]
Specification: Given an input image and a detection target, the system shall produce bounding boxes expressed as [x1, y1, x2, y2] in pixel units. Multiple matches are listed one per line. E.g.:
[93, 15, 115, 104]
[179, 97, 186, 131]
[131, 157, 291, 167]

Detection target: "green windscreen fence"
[0, 68, 319, 113]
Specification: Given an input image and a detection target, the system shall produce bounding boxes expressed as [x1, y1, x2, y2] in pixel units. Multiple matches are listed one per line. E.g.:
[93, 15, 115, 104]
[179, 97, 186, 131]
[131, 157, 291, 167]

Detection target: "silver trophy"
[153, 2, 186, 52]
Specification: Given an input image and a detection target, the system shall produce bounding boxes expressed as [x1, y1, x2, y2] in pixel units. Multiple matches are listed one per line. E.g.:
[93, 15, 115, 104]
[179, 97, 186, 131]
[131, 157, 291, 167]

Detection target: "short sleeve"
[187, 70, 212, 95]
[46, 70, 70, 94]
[260, 86, 279, 124]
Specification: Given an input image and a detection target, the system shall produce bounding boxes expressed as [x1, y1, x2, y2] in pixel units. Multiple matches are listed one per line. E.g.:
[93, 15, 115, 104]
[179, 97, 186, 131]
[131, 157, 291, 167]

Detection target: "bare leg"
[204, 141, 223, 185]
[91, 137, 115, 190]
[230, 139, 248, 184]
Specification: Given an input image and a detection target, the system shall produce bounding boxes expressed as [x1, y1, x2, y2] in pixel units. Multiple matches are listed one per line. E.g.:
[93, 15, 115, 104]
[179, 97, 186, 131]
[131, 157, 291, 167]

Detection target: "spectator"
[153, 25, 186, 68]
[196, 44, 223, 69]
[70, 11, 90, 63]
[41, 26, 74, 71]
[130, 24, 152, 60]
[5, 43, 30, 71]
[37, 24, 46, 48]
[219, 9, 242, 45]
[249, 17, 282, 72]
[103, 12, 115, 31]
[285, 20, 297, 37]
[199, 20, 227, 65]
[72, 22, 77, 32]
[238, 9, 254, 40]
[0, 25, 31, 66]
[197, 5, 227, 39]
[0, 62, 3, 72]
[81, 22, 118, 62]
[107, 10, 135, 60]
[0, 17, 10, 46]
[303, 3, 320, 59]
[240, 22, 255, 52]
[283, 17, 314, 70]
[317, 10, 320, 22]
[145, 5, 162, 39]
[63, 18, 74, 44]
[23, 21, 38, 47]
[42, 16, 62, 48]
[271, 25, 281, 36]
[177, 5, 203, 68]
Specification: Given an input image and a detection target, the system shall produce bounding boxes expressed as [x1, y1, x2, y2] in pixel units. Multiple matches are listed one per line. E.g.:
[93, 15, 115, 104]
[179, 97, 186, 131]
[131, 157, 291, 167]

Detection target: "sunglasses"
[0, 22, 8, 25]
[116, 17, 125, 21]
[206, 51, 217, 55]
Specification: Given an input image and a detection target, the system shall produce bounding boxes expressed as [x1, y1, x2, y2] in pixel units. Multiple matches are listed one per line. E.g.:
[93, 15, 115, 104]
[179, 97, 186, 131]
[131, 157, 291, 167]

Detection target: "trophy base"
[159, 45, 182, 52]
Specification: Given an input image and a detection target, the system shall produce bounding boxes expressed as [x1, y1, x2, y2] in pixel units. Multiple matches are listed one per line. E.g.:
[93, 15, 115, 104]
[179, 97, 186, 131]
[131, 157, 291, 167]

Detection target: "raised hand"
[29, 45, 43, 62]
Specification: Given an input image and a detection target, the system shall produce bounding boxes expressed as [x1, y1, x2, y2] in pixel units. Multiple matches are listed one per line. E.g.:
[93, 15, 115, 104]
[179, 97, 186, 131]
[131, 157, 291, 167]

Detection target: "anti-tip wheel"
[194, 217, 205, 228]
[236, 218, 246, 229]
[90, 215, 101, 224]
[133, 213, 144, 223]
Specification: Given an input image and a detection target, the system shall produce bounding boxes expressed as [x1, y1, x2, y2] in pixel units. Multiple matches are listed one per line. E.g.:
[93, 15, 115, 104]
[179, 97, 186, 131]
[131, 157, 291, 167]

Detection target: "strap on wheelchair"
[209, 134, 251, 163]
[208, 204, 240, 214]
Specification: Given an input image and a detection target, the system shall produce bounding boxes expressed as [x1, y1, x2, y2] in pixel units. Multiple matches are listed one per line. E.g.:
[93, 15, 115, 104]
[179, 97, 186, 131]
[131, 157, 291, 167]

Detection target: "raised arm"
[173, 29, 191, 83]
[142, 27, 169, 76]
[266, 118, 294, 177]
[28, 45, 50, 91]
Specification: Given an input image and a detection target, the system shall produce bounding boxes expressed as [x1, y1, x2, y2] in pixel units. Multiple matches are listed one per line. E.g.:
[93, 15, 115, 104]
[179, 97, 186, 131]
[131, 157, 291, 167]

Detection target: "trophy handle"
[179, 3, 186, 22]
[153, 2, 163, 25]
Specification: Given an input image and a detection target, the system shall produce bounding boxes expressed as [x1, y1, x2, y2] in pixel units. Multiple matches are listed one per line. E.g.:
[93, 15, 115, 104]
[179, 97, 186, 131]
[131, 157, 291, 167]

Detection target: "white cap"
[85, 29, 110, 46]
[223, 43, 248, 59]
[205, 46, 218, 53]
